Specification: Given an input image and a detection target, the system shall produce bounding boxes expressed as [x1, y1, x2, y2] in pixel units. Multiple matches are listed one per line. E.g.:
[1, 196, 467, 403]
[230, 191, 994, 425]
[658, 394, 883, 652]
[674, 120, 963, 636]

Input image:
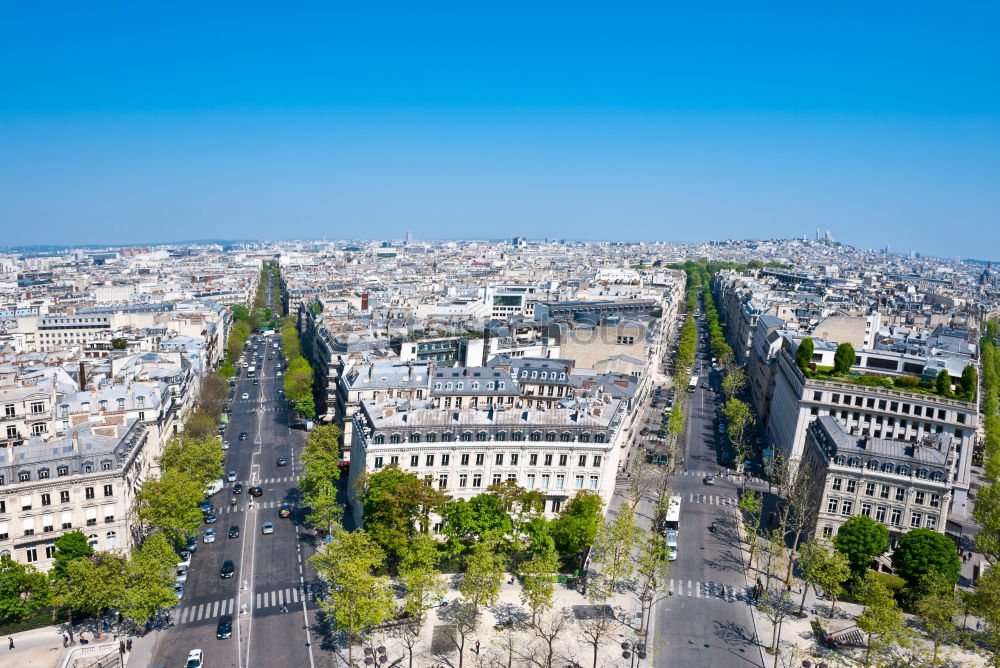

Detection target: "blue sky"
[1, 2, 998, 256]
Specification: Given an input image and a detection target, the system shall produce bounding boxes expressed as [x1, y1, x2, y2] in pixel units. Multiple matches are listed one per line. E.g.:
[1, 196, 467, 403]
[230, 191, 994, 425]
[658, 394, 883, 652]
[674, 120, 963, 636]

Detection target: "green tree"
[973, 567, 1000, 667]
[914, 572, 961, 665]
[518, 543, 560, 625]
[120, 536, 179, 625]
[833, 515, 889, 579]
[855, 572, 908, 667]
[961, 364, 978, 399]
[795, 337, 814, 372]
[833, 342, 856, 375]
[721, 365, 747, 401]
[159, 435, 224, 487]
[110, 337, 128, 350]
[50, 530, 94, 582]
[459, 540, 506, 611]
[723, 397, 755, 484]
[441, 495, 514, 556]
[310, 530, 393, 667]
[890, 528, 961, 596]
[135, 469, 206, 542]
[628, 532, 670, 633]
[936, 369, 953, 396]
[362, 465, 447, 562]
[300, 424, 343, 534]
[54, 553, 127, 620]
[738, 489, 765, 567]
[0, 554, 50, 621]
[589, 504, 640, 598]
[549, 490, 603, 560]
[797, 540, 850, 619]
[398, 534, 445, 622]
[975, 480, 1000, 565]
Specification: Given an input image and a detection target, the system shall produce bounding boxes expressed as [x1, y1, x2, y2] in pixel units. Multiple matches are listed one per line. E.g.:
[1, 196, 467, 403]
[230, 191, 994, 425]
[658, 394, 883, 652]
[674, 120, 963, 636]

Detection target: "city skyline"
[2, 2, 998, 255]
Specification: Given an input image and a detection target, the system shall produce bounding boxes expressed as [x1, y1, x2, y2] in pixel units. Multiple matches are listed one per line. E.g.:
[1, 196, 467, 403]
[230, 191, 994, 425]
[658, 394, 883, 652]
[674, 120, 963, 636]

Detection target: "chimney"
[78, 361, 87, 391]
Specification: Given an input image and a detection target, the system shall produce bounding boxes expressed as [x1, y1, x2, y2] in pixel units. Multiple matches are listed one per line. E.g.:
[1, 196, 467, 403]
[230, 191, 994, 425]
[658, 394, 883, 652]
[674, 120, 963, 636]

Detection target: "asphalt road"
[150, 286, 334, 668]
[652, 305, 766, 668]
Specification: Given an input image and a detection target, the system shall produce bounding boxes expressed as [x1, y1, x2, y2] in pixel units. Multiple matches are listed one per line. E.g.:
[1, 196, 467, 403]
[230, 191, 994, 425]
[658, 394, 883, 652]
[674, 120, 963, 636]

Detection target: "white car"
[222, 440, 230, 450]
[203, 528, 217, 543]
[227, 471, 238, 482]
[186, 649, 204, 668]
[276, 371, 282, 376]
[174, 582, 185, 600]
[175, 566, 189, 584]
[242, 392, 249, 400]
[262, 522, 274, 535]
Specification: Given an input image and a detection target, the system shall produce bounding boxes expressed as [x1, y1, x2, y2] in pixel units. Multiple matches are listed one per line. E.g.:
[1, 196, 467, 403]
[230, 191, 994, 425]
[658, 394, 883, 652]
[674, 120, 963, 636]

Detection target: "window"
[545, 432, 556, 442]
[0, 500, 3, 514]
[374, 457, 384, 469]
[61, 511, 72, 529]
[551, 499, 562, 513]
[875, 506, 887, 523]
[832, 478, 842, 491]
[560, 432, 572, 442]
[18, 471, 30, 483]
[525, 474, 534, 489]
[426, 433, 437, 443]
[510, 454, 518, 465]
[589, 476, 599, 489]
[846, 480, 857, 493]
[441, 454, 450, 466]
[930, 493, 941, 508]
[555, 474, 565, 489]
[439, 475, 449, 490]
[373, 435, 385, 445]
[890, 508, 902, 526]
[529, 454, 538, 466]
[106, 531, 117, 548]
[880, 485, 890, 499]
[544, 454, 553, 466]
[822, 525, 833, 538]
[88, 535, 98, 549]
[459, 474, 468, 488]
[861, 502, 872, 517]
[914, 491, 925, 505]
[45, 544, 56, 559]
[390, 434, 401, 444]
[425, 454, 435, 466]
[496, 431, 507, 442]
[38, 468, 49, 480]
[20, 495, 31, 511]
[3, 405, 13, 418]
[25, 547, 38, 563]
[57, 466, 68, 477]
[926, 515, 938, 530]
[539, 474, 550, 489]
[579, 433, 590, 443]
[512, 432, 524, 442]
[441, 432, 453, 442]
[411, 433, 421, 444]
[41, 493, 51, 506]
[910, 511, 922, 528]
[827, 498, 839, 514]
[865, 482, 876, 496]
[472, 474, 482, 488]
[575, 475, 585, 489]
[841, 500, 854, 516]
[31, 401, 45, 414]
[495, 453, 504, 465]
[558, 454, 568, 466]
[477, 432, 488, 442]
[594, 434, 606, 443]
[0, 523, 6, 540]
[530, 432, 541, 442]
[578, 454, 587, 467]
[461, 454, 470, 466]
[895, 488, 905, 502]
[475, 454, 485, 466]
[410, 455, 419, 467]
[492, 473, 502, 485]
[103, 484, 113, 497]
[461, 432, 472, 442]
[390, 455, 399, 465]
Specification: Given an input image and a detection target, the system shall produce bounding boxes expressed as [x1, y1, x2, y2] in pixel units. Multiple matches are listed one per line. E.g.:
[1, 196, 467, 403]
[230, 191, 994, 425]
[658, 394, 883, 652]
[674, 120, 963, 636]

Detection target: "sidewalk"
[0, 620, 158, 668]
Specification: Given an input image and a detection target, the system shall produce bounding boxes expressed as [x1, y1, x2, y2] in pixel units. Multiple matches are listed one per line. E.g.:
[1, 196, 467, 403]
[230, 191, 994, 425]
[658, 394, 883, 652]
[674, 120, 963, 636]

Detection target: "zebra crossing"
[206, 496, 297, 515]
[174, 587, 307, 625]
[668, 579, 740, 602]
[679, 469, 767, 485]
[685, 492, 739, 506]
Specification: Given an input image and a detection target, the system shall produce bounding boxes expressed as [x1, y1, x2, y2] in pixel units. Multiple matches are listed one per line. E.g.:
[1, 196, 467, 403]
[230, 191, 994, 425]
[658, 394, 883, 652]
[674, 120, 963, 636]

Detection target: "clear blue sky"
[2, 2, 998, 256]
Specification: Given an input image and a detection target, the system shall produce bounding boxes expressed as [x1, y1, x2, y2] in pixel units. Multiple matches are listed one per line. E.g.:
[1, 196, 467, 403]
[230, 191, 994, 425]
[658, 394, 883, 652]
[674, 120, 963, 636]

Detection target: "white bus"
[688, 375, 699, 392]
[247, 365, 256, 378]
[664, 495, 681, 531]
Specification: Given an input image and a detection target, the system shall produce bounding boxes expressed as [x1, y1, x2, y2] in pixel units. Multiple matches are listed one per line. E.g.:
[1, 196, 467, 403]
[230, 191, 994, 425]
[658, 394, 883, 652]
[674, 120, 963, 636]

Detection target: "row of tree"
[280, 315, 316, 419]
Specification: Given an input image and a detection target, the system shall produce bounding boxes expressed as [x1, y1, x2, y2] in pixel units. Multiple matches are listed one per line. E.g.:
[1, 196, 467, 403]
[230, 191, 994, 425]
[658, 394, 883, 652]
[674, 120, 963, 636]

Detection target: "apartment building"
[803, 416, 952, 560]
[0, 420, 148, 571]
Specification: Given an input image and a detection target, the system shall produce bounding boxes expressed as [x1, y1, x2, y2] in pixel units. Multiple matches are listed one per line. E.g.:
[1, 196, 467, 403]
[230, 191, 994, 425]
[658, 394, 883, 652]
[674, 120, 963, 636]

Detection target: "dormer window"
[473, 382, 480, 390]
[99, 400, 108, 411]
[137, 396, 145, 408]
[560, 373, 566, 380]
[498, 382, 505, 390]
[57, 466, 69, 477]
[446, 383, 453, 391]
[117, 398, 125, 411]
[60, 404, 69, 417]
[435, 383, 442, 390]
[457, 382, 464, 390]
[101, 461, 113, 471]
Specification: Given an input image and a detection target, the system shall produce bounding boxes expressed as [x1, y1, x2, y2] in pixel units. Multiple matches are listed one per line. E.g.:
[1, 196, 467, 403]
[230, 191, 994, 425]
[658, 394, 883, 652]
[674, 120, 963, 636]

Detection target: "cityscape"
[2, 4, 1000, 668]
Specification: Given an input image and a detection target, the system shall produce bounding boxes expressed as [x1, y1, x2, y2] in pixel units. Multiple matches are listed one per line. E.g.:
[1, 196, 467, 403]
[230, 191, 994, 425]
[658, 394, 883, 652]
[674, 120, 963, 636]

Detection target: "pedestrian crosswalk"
[685, 493, 738, 506]
[668, 579, 740, 602]
[678, 470, 767, 485]
[174, 587, 308, 625]
[207, 497, 297, 514]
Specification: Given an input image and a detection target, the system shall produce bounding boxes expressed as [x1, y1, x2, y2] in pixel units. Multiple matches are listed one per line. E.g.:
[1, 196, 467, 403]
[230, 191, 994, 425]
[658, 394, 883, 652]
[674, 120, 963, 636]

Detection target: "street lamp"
[621, 640, 647, 668]
[362, 644, 388, 667]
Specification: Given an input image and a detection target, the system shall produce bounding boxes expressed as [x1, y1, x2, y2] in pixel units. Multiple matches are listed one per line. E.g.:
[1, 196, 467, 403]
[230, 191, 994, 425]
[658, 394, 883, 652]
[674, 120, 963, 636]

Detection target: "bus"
[688, 375, 699, 392]
[663, 495, 681, 532]
[247, 365, 256, 378]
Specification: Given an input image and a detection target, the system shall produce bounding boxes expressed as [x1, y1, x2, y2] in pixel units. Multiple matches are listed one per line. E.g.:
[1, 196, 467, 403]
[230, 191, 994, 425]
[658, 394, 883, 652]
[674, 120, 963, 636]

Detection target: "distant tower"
[815, 228, 820, 241]
[406, 231, 413, 245]
[824, 230, 833, 243]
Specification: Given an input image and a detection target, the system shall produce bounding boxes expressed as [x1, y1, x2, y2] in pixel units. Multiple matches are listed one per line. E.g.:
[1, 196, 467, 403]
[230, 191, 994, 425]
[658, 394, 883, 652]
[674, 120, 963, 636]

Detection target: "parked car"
[203, 528, 216, 543]
[175, 566, 189, 584]
[174, 583, 185, 600]
[186, 649, 204, 668]
[204, 512, 217, 524]
[185, 535, 198, 552]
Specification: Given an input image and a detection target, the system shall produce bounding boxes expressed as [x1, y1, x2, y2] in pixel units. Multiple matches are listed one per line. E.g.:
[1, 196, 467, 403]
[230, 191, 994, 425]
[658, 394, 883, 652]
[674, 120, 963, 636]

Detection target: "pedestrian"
[63, 635, 69, 648]
[8, 637, 13, 650]
[126, 638, 132, 652]
[475, 640, 480, 655]
[119, 640, 126, 655]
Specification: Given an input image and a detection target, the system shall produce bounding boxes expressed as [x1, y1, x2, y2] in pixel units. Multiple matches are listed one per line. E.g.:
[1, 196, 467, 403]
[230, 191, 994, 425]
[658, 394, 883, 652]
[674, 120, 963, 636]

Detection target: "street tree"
[721, 365, 747, 401]
[974, 480, 1000, 565]
[856, 572, 908, 668]
[627, 532, 670, 633]
[518, 543, 560, 625]
[723, 398, 755, 487]
[525, 609, 571, 668]
[158, 435, 224, 487]
[120, 539, 179, 626]
[50, 530, 94, 582]
[441, 494, 515, 556]
[440, 601, 480, 668]
[833, 342, 856, 375]
[300, 423, 343, 534]
[549, 490, 603, 562]
[577, 606, 621, 668]
[833, 515, 889, 580]
[54, 552, 127, 621]
[361, 465, 447, 562]
[759, 587, 796, 656]
[797, 540, 850, 619]
[739, 489, 765, 567]
[890, 528, 961, 597]
[398, 534, 445, 622]
[0, 554, 50, 622]
[135, 468, 205, 543]
[973, 566, 1000, 667]
[914, 572, 962, 666]
[459, 540, 506, 611]
[795, 338, 814, 373]
[589, 504, 640, 597]
[310, 530, 393, 668]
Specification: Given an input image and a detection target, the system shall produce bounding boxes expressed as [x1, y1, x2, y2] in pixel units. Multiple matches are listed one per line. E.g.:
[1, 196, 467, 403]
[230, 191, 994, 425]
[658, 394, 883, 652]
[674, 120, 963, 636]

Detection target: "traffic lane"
[250, 598, 330, 668]
[659, 591, 762, 668]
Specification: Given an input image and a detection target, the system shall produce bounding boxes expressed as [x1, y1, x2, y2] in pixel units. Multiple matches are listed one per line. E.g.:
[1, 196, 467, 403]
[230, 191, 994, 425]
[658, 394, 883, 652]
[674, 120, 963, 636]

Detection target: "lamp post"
[621, 640, 647, 668]
[362, 643, 388, 668]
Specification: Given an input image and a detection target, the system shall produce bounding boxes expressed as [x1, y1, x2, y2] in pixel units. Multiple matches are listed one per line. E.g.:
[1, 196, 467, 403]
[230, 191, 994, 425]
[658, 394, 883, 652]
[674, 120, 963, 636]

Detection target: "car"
[227, 470, 238, 482]
[204, 512, 217, 524]
[175, 566, 189, 584]
[276, 370, 282, 376]
[216, 615, 233, 639]
[253, 379, 259, 386]
[198, 498, 212, 511]
[279, 504, 291, 518]
[262, 522, 274, 534]
[229, 525, 240, 538]
[222, 440, 230, 450]
[203, 528, 216, 543]
[178, 550, 192, 568]
[239, 432, 248, 441]
[233, 482, 243, 495]
[249, 486, 263, 497]
[174, 582, 185, 600]
[718, 424, 726, 434]
[185, 535, 198, 552]
[704, 475, 716, 485]
[186, 649, 204, 668]
[241, 392, 249, 400]
[276, 457, 288, 467]
[220, 559, 235, 579]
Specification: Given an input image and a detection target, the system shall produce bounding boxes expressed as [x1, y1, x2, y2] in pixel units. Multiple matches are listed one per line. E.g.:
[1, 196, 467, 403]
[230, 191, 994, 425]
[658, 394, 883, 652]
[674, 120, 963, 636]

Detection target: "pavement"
[0, 625, 136, 668]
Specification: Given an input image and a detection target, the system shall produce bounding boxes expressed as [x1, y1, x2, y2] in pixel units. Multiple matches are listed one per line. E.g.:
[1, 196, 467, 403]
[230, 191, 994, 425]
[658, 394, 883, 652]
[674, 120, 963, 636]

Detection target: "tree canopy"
[833, 342, 856, 375]
[834, 515, 889, 578]
[795, 338, 814, 372]
[890, 528, 961, 593]
[549, 490, 603, 558]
